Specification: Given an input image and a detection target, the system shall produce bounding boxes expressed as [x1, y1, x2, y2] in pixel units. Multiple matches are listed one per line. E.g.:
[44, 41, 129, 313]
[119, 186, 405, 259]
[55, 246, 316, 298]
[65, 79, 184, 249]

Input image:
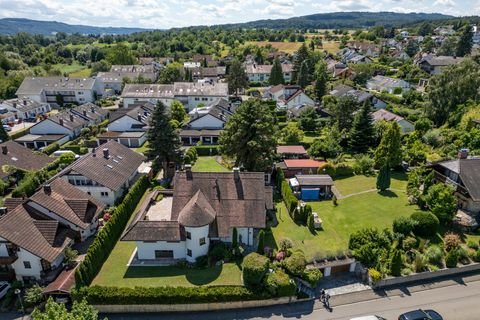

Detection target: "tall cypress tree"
[314, 60, 328, 101]
[349, 102, 375, 153]
[0, 125, 9, 143]
[297, 61, 310, 88]
[377, 165, 391, 191]
[147, 101, 181, 178]
[293, 43, 310, 83]
[456, 25, 473, 57]
[269, 57, 285, 85]
[374, 122, 402, 168]
[227, 58, 248, 95]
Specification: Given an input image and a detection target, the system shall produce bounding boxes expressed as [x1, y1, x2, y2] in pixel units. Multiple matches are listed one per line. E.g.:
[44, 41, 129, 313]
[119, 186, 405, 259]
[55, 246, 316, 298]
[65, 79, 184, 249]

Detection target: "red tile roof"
[277, 145, 307, 154]
[44, 267, 76, 295]
[284, 159, 325, 168]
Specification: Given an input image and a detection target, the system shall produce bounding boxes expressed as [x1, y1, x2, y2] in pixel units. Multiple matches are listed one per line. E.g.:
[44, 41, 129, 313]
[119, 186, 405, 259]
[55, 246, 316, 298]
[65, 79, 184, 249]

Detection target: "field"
[51, 62, 90, 77]
[246, 41, 303, 54]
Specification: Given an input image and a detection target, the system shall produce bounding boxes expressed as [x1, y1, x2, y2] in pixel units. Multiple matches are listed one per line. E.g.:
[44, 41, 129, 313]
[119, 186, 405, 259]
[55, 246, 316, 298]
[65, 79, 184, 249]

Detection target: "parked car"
[0, 281, 11, 300]
[2, 125, 11, 131]
[52, 150, 80, 159]
[351, 316, 387, 320]
[399, 309, 443, 320]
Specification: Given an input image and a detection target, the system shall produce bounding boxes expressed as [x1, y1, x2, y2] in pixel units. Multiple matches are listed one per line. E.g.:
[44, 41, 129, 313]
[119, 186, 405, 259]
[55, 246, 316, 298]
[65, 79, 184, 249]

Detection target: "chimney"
[13, 102, 17, 108]
[59, 118, 64, 126]
[185, 164, 192, 180]
[69, 114, 74, 122]
[137, 113, 142, 121]
[458, 148, 469, 160]
[23, 100, 27, 106]
[103, 148, 109, 159]
[1, 145, 7, 155]
[91, 106, 95, 113]
[83, 110, 87, 116]
[92, 147, 96, 157]
[43, 184, 52, 195]
[233, 167, 240, 181]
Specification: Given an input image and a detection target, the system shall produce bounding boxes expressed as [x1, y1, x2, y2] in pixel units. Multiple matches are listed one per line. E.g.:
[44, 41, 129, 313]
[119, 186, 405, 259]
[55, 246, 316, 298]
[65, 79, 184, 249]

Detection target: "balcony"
[0, 254, 18, 265]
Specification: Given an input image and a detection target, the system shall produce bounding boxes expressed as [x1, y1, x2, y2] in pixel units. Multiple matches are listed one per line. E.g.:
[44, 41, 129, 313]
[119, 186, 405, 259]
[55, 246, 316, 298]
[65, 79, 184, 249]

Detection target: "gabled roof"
[109, 103, 154, 125]
[0, 141, 55, 180]
[29, 179, 105, 229]
[44, 112, 88, 131]
[0, 98, 47, 113]
[60, 140, 145, 191]
[71, 103, 109, 122]
[277, 145, 307, 155]
[0, 204, 72, 262]
[295, 174, 334, 186]
[16, 77, 97, 96]
[458, 159, 480, 202]
[372, 109, 405, 123]
[419, 55, 464, 67]
[178, 190, 216, 227]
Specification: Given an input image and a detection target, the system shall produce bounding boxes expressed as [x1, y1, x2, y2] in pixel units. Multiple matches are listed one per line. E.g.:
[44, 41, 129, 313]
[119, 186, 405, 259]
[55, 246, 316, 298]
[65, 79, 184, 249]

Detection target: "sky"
[0, 0, 478, 29]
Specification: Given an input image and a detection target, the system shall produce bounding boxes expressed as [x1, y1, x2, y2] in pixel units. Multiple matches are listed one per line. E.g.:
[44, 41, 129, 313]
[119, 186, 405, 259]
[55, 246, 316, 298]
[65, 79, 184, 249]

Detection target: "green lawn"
[52, 62, 89, 76]
[334, 172, 408, 196]
[92, 242, 242, 287]
[70, 68, 92, 77]
[134, 141, 149, 155]
[192, 156, 229, 172]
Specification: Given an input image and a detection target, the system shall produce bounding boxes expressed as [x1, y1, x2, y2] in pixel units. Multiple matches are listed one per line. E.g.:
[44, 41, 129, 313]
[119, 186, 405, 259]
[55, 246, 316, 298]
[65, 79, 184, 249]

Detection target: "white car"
[0, 281, 11, 300]
[2, 125, 11, 132]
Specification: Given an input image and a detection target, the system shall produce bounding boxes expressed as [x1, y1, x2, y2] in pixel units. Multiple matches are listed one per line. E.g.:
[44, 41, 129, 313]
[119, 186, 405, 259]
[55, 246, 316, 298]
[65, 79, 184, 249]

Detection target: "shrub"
[424, 245, 443, 265]
[24, 284, 44, 307]
[194, 145, 219, 156]
[349, 228, 393, 268]
[368, 268, 382, 284]
[279, 238, 293, 252]
[257, 230, 265, 254]
[195, 255, 209, 268]
[390, 249, 403, 276]
[443, 233, 460, 252]
[457, 247, 470, 264]
[242, 253, 270, 287]
[209, 242, 228, 261]
[413, 253, 427, 273]
[467, 240, 479, 250]
[42, 142, 60, 155]
[283, 252, 306, 276]
[393, 217, 417, 236]
[264, 269, 296, 297]
[445, 249, 459, 268]
[352, 154, 374, 175]
[411, 211, 439, 237]
[276, 251, 286, 261]
[301, 268, 322, 287]
[402, 236, 417, 251]
[470, 249, 480, 262]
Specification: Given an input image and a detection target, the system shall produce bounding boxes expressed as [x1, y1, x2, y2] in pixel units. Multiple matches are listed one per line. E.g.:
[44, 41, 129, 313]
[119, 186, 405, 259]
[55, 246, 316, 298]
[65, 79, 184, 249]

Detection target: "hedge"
[75, 176, 149, 287]
[195, 145, 219, 156]
[62, 144, 88, 155]
[72, 285, 272, 305]
[242, 252, 270, 287]
[264, 270, 296, 297]
[9, 127, 29, 140]
[41, 142, 60, 155]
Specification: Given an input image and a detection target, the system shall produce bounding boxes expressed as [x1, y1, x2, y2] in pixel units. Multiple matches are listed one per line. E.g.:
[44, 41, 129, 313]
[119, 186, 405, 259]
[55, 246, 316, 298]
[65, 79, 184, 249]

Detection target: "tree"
[269, 58, 284, 85]
[232, 227, 238, 249]
[308, 127, 342, 160]
[314, 60, 328, 101]
[257, 230, 265, 254]
[293, 43, 311, 83]
[376, 165, 391, 191]
[24, 284, 44, 307]
[307, 213, 315, 232]
[107, 43, 136, 65]
[170, 100, 187, 124]
[349, 102, 374, 153]
[418, 22, 433, 36]
[297, 60, 310, 88]
[0, 125, 9, 143]
[219, 100, 277, 171]
[424, 183, 457, 223]
[438, 36, 457, 56]
[31, 298, 104, 320]
[227, 59, 247, 95]
[456, 25, 473, 57]
[298, 106, 318, 131]
[63, 247, 78, 268]
[147, 101, 181, 178]
[280, 122, 304, 145]
[158, 63, 183, 84]
[374, 122, 402, 168]
[242, 252, 269, 287]
[390, 249, 403, 276]
[329, 95, 359, 131]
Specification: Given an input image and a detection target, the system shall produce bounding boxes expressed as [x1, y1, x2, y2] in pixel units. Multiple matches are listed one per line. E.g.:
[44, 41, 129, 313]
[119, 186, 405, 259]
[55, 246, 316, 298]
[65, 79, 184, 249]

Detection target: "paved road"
[105, 279, 480, 320]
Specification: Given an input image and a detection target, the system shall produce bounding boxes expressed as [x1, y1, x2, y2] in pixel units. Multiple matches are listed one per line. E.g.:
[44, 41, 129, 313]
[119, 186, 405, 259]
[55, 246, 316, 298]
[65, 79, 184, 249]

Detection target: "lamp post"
[14, 288, 25, 316]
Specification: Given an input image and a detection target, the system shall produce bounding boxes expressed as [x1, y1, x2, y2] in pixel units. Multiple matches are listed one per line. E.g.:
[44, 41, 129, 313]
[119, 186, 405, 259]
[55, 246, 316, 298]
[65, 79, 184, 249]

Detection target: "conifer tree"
[456, 25, 473, 57]
[293, 43, 310, 83]
[349, 102, 375, 153]
[269, 57, 285, 85]
[297, 60, 310, 88]
[374, 122, 402, 167]
[314, 60, 328, 101]
[376, 165, 391, 191]
[257, 230, 265, 254]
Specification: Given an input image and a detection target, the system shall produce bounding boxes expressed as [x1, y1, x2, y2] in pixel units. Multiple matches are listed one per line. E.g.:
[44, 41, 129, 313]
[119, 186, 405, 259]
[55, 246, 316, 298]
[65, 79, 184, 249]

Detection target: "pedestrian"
[325, 293, 331, 308]
[320, 289, 326, 303]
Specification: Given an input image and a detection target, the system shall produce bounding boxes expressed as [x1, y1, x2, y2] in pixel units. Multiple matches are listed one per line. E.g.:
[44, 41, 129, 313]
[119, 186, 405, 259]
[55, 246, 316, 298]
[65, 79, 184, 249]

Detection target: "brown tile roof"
[0, 141, 54, 179]
[4, 198, 25, 212]
[122, 220, 184, 242]
[0, 205, 72, 262]
[178, 190, 216, 227]
[29, 179, 104, 229]
[372, 109, 404, 122]
[277, 145, 307, 155]
[61, 141, 145, 191]
[44, 266, 76, 295]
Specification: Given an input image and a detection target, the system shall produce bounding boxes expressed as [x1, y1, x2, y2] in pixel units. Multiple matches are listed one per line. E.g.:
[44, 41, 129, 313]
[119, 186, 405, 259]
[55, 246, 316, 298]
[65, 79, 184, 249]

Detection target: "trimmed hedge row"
[42, 142, 60, 155]
[75, 176, 149, 287]
[62, 144, 88, 155]
[195, 145, 219, 156]
[72, 285, 270, 305]
[9, 127, 29, 140]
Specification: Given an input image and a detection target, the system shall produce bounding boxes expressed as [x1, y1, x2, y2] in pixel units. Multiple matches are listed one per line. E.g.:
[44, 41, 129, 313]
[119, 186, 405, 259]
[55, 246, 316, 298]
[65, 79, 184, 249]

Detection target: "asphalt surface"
[104, 278, 480, 320]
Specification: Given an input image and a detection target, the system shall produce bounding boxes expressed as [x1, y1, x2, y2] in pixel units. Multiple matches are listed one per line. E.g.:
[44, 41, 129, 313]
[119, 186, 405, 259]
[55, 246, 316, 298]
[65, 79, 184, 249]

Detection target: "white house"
[15, 77, 103, 106]
[0, 98, 51, 120]
[245, 64, 294, 83]
[366, 75, 410, 94]
[417, 55, 464, 75]
[329, 85, 387, 110]
[186, 99, 232, 130]
[29, 112, 89, 139]
[372, 109, 415, 133]
[58, 140, 145, 205]
[122, 167, 273, 263]
[263, 85, 314, 110]
[97, 65, 158, 94]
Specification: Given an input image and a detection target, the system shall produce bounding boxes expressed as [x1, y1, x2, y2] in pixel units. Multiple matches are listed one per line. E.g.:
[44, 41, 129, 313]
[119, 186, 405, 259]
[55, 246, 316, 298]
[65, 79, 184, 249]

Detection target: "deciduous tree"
[227, 59, 247, 95]
[314, 60, 328, 101]
[170, 100, 188, 124]
[456, 25, 473, 57]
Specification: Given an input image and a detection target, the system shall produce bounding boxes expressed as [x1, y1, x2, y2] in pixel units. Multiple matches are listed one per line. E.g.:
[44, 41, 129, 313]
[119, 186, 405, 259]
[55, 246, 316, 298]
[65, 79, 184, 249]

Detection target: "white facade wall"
[185, 225, 210, 263]
[189, 114, 224, 129]
[187, 96, 225, 111]
[108, 116, 143, 132]
[30, 119, 73, 137]
[60, 175, 119, 206]
[285, 93, 315, 109]
[123, 97, 173, 109]
[237, 227, 254, 246]
[136, 241, 186, 260]
[73, 89, 96, 104]
[12, 249, 43, 280]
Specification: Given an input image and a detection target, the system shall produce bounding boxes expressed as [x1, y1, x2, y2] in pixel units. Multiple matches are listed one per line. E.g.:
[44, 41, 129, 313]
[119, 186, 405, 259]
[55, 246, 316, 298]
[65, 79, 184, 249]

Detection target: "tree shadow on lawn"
[123, 264, 223, 286]
[378, 190, 398, 198]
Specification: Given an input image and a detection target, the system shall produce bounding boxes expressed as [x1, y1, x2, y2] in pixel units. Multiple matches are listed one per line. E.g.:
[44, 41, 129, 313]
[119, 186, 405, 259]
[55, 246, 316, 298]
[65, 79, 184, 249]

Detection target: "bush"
[12, 169, 50, 198]
[445, 249, 459, 268]
[278, 238, 293, 253]
[301, 269, 322, 287]
[209, 242, 228, 261]
[42, 142, 60, 155]
[467, 240, 479, 250]
[368, 268, 382, 284]
[283, 252, 306, 276]
[195, 255, 209, 268]
[413, 253, 427, 273]
[264, 269, 296, 297]
[411, 211, 439, 237]
[257, 230, 265, 254]
[242, 253, 269, 287]
[352, 154, 374, 175]
[393, 217, 417, 236]
[424, 245, 443, 265]
[195, 145, 219, 156]
[470, 249, 480, 262]
[402, 236, 417, 251]
[390, 249, 403, 276]
[443, 233, 460, 252]
[280, 180, 298, 216]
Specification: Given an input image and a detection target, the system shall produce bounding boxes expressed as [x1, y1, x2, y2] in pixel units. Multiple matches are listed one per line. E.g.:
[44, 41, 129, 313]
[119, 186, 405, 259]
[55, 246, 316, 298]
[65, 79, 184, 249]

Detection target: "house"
[121, 82, 228, 110]
[245, 64, 294, 83]
[15, 134, 70, 150]
[276, 145, 308, 159]
[289, 174, 334, 200]
[0, 110, 16, 125]
[0, 98, 51, 120]
[70, 103, 109, 125]
[348, 41, 381, 57]
[98, 65, 158, 94]
[417, 55, 464, 75]
[9, 178, 105, 241]
[263, 85, 315, 110]
[434, 25, 455, 36]
[329, 85, 387, 110]
[372, 109, 414, 133]
[58, 140, 146, 205]
[430, 153, 480, 229]
[0, 202, 74, 283]
[179, 129, 221, 146]
[190, 67, 226, 82]
[15, 77, 103, 106]
[276, 159, 325, 178]
[400, 31, 410, 38]
[366, 75, 410, 94]
[29, 111, 89, 139]
[121, 167, 273, 263]
[338, 48, 373, 64]
[326, 58, 351, 78]
[0, 141, 55, 181]
[98, 103, 154, 147]
[185, 99, 232, 130]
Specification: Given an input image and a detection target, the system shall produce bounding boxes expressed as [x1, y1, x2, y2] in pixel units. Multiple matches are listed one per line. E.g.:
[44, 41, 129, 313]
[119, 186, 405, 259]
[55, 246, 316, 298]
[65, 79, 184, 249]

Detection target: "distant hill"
[0, 18, 152, 35]
[220, 12, 454, 29]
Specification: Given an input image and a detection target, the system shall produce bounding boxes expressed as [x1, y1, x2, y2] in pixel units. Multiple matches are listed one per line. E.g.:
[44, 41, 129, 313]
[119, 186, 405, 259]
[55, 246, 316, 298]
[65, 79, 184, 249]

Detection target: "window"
[194, 97, 200, 101]
[199, 237, 206, 246]
[155, 250, 174, 258]
[186, 231, 191, 240]
[101, 192, 109, 197]
[187, 249, 192, 257]
[87, 192, 91, 195]
[23, 261, 31, 269]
